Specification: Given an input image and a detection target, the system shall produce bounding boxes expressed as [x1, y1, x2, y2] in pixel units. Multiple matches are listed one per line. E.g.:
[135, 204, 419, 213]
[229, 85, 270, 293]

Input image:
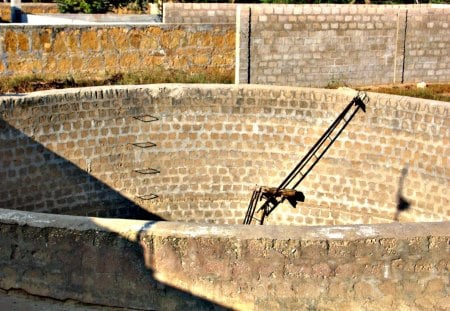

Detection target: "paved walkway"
[0, 290, 134, 311]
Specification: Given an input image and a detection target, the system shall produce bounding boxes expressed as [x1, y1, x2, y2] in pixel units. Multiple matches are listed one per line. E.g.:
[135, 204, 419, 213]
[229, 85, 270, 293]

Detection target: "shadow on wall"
[0, 118, 163, 221]
[394, 164, 411, 222]
[137, 222, 232, 310]
[1, 214, 231, 310]
[0, 118, 231, 309]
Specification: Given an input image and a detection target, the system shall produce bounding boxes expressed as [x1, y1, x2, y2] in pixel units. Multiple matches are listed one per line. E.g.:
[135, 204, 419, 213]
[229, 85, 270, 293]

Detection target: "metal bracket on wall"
[132, 115, 159, 123]
[131, 142, 157, 148]
[136, 193, 159, 201]
[131, 114, 160, 202]
[134, 168, 160, 175]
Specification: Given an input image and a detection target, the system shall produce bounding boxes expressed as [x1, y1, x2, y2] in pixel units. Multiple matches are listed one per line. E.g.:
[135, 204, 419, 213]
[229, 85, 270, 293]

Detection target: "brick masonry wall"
[163, 3, 441, 24]
[0, 3, 59, 23]
[0, 210, 449, 310]
[0, 85, 448, 225]
[0, 24, 235, 79]
[248, 5, 398, 86]
[243, 5, 450, 87]
[404, 8, 450, 83]
[164, 3, 450, 87]
[163, 3, 236, 24]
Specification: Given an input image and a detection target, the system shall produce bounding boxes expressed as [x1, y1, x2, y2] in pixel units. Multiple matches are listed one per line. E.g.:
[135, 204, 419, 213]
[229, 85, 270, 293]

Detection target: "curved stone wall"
[0, 209, 449, 310]
[0, 84, 448, 225]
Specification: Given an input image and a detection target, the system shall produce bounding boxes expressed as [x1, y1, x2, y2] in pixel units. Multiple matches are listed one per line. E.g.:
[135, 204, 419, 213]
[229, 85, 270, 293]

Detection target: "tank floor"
[0, 290, 136, 311]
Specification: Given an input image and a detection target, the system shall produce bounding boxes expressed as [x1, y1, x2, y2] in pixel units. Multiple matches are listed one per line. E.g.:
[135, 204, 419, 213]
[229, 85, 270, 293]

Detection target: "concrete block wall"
[0, 3, 59, 23]
[247, 5, 397, 86]
[164, 3, 450, 87]
[0, 24, 235, 79]
[404, 8, 450, 83]
[241, 5, 450, 87]
[0, 210, 449, 310]
[0, 85, 448, 225]
[163, 3, 443, 25]
[163, 3, 236, 24]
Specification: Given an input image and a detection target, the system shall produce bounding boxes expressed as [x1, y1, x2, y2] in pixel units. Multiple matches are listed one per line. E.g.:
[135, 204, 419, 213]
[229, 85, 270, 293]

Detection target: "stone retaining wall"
[0, 209, 448, 310]
[0, 24, 235, 79]
[0, 85, 448, 225]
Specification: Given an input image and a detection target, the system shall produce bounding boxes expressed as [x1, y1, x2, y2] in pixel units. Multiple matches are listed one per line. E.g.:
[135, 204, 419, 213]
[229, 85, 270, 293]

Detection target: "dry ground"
[0, 74, 449, 102]
[358, 83, 450, 102]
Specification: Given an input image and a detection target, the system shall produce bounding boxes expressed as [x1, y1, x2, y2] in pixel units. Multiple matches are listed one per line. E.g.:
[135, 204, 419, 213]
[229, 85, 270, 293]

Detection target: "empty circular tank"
[1, 84, 447, 225]
[0, 84, 449, 310]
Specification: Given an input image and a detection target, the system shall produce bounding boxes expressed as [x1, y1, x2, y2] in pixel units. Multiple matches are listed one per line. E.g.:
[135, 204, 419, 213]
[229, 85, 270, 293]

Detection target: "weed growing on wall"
[325, 76, 349, 89]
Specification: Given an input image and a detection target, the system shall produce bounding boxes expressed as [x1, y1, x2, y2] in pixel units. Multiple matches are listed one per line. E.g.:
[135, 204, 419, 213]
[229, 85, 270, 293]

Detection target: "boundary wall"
[165, 3, 450, 87]
[0, 3, 59, 23]
[1, 85, 448, 225]
[0, 3, 156, 23]
[1, 4, 448, 86]
[163, 3, 236, 24]
[0, 24, 235, 79]
[0, 209, 449, 310]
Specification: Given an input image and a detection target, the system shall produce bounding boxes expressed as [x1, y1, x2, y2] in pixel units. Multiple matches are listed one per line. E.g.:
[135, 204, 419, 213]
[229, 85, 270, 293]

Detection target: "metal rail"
[243, 92, 368, 225]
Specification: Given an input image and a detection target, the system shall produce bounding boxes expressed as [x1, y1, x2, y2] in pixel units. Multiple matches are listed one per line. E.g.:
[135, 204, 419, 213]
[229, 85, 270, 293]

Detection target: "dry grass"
[1, 72, 449, 103]
[0, 69, 234, 94]
[359, 83, 450, 102]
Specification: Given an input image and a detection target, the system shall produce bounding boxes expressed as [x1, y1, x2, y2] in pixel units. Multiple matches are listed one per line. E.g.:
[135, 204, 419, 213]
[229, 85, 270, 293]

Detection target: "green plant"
[56, 0, 137, 14]
[56, 0, 106, 13]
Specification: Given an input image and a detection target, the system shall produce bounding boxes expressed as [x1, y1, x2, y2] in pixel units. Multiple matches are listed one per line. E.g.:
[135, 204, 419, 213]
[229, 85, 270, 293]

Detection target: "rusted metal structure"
[244, 92, 369, 225]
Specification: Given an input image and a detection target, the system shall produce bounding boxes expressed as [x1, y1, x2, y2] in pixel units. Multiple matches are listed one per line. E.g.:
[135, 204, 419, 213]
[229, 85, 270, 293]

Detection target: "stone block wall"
[0, 24, 235, 79]
[0, 209, 449, 310]
[0, 85, 448, 225]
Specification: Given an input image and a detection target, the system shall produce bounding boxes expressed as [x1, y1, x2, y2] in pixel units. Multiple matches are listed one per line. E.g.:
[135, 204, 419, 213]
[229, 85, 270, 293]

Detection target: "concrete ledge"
[0, 208, 449, 241]
[0, 207, 449, 310]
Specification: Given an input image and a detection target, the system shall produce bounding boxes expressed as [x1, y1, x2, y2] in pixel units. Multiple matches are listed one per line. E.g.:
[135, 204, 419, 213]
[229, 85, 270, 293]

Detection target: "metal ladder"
[131, 114, 160, 201]
[243, 92, 368, 225]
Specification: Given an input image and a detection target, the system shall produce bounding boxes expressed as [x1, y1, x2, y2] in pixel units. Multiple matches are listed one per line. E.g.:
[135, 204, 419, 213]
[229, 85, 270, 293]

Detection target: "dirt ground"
[0, 75, 449, 102]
